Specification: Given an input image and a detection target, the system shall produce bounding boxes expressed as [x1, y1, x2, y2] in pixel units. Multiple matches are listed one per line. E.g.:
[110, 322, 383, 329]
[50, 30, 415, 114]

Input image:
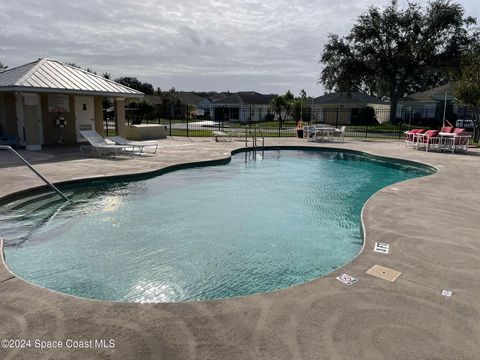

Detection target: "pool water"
[0, 150, 433, 302]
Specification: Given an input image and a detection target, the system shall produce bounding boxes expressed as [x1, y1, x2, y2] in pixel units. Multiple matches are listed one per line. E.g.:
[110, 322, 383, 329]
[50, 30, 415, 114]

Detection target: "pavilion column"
[94, 97, 105, 136]
[14, 92, 25, 145]
[114, 98, 126, 138]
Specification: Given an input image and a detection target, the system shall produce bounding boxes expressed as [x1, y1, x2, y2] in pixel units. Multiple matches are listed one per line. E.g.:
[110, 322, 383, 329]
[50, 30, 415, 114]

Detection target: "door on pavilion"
[74, 96, 95, 142]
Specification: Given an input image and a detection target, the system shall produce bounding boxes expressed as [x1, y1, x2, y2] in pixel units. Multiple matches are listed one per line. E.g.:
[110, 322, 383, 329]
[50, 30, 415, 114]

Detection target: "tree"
[114, 76, 154, 95]
[270, 91, 295, 128]
[357, 107, 378, 125]
[0, 62, 7, 72]
[128, 99, 155, 124]
[454, 55, 480, 140]
[320, 0, 478, 122]
[102, 72, 111, 79]
[293, 90, 307, 124]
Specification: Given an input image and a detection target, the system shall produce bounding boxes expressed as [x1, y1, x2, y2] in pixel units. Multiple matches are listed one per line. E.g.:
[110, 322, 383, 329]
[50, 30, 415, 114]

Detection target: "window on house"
[231, 107, 239, 120]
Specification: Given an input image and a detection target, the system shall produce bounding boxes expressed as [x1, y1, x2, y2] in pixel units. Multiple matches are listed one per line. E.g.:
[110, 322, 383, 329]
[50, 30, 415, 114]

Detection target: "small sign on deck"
[336, 273, 357, 285]
[374, 242, 390, 254]
[441, 289, 453, 297]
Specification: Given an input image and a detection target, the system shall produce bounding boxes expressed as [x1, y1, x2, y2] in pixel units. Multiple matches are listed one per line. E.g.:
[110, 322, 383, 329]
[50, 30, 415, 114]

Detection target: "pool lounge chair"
[79, 130, 128, 158]
[416, 130, 440, 151]
[212, 130, 234, 142]
[107, 136, 158, 155]
[404, 129, 426, 148]
[442, 128, 471, 153]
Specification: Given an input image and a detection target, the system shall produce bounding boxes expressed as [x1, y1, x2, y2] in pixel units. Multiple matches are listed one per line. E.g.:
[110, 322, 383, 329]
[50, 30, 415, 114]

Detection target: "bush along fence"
[121, 105, 478, 142]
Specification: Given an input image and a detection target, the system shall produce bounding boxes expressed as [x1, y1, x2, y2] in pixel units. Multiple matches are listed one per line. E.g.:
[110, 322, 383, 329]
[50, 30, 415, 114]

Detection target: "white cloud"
[0, 0, 478, 95]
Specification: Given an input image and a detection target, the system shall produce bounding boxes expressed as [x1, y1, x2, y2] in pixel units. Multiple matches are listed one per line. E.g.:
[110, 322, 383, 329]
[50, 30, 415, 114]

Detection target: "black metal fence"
[124, 106, 477, 141]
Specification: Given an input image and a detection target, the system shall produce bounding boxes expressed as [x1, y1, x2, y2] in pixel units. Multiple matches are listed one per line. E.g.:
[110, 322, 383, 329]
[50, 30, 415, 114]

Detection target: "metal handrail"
[254, 126, 265, 149]
[244, 125, 255, 147]
[0, 145, 69, 202]
[242, 124, 265, 150]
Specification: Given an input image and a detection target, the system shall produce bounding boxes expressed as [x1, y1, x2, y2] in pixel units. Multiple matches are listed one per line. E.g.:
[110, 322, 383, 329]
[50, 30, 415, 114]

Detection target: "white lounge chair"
[212, 130, 234, 142]
[332, 126, 346, 142]
[79, 130, 128, 158]
[107, 136, 158, 155]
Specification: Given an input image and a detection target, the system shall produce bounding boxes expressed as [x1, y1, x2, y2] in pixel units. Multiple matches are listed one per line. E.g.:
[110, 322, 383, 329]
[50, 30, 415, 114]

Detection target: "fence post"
[365, 124, 368, 139]
[169, 116, 172, 137]
[335, 107, 339, 128]
[398, 122, 403, 139]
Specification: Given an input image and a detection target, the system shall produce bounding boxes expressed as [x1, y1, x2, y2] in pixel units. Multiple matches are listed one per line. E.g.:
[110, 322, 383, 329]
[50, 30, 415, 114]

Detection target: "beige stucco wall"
[94, 96, 105, 136]
[115, 99, 126, 138]
[41, 94, 77, 145]
[23, 94, 43, 147]
[0, 93, 18, 135]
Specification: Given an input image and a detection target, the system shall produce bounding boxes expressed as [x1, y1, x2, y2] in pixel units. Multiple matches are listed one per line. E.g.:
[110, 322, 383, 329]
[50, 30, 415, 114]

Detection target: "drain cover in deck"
[366, 265, 401, 282]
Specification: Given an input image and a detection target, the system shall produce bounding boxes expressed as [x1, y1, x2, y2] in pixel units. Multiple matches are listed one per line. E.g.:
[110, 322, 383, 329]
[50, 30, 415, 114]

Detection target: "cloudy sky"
[1, 0, 479, 96]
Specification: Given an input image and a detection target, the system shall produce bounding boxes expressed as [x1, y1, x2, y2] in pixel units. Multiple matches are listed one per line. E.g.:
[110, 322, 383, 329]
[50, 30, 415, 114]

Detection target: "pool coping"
[0, 139, 479, 359]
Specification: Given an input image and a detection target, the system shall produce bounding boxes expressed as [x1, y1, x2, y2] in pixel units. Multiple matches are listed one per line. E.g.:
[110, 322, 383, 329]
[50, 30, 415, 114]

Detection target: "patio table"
[314, 126, 336, 142]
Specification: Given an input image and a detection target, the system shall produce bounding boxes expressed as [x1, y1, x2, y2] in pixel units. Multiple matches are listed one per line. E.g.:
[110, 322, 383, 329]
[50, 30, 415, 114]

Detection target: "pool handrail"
[0, 145, 69, 202]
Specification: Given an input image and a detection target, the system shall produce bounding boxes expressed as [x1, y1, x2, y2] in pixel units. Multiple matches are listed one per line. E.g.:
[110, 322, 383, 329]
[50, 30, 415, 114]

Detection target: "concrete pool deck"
[1, 138, 479, 359]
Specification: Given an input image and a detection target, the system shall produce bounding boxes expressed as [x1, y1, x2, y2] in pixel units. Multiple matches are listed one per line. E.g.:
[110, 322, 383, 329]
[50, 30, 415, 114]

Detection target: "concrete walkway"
[0, 138, 479, 360]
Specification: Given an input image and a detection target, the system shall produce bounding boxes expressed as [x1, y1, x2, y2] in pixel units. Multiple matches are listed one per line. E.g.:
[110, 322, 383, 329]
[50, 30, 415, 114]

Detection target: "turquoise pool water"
[1, 150, 433, 302]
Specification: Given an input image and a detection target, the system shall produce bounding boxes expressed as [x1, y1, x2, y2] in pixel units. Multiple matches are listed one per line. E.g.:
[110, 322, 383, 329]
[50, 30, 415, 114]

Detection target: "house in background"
[201, 91, 275, 122]
[396, 83, 472, 125]
[159, 92, 204, 119]
[0, 58, 143, 150]
[312, 92, 390, 125]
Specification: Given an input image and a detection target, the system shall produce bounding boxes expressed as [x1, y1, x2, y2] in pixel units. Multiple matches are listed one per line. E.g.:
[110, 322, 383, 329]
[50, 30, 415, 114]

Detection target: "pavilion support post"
[94, 96, 105, 136]
[115, 98, 126, 138]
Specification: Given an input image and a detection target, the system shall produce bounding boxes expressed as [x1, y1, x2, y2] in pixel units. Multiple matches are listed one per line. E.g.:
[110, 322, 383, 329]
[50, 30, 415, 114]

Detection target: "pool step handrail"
[253, 126, 265, 149]
[0, 145, 69, 202]
[244, 125, 264, 150]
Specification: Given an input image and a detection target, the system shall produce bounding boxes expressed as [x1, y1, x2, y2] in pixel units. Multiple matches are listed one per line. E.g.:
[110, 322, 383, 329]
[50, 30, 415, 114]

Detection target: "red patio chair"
[440, 126, 454, 133]
[417, 130, 440, 151]
[404, 128, 426, 148]
[443, 128, 471, 153]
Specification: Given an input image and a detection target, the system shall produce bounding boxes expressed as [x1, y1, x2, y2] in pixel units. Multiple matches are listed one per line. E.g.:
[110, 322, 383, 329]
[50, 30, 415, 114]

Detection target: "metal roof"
[0, 58, 144, 98]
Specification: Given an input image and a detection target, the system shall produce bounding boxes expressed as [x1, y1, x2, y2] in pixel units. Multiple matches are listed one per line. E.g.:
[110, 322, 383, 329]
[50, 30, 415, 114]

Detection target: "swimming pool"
[0, 149, 434, 302]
